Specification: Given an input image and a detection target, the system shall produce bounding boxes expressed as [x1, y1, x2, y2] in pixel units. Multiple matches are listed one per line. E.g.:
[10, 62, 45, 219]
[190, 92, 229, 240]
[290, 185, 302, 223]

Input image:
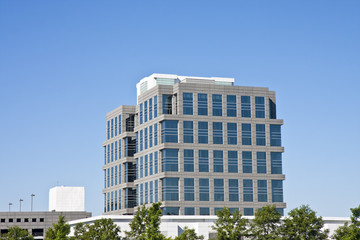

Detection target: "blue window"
[150, 181, 153, 203]
[243, 179, 253, 202]
[242, 123, 251, 145]
[242, 151, 252, 173]
[257, 152, 267, 174]
[271, 152, 282, 174]
[276, 208, 284, 216]
[115, 141, 118, 161]
[200, 207, 210, 215]
[199, 150, 209, 172]
[140, 130, 143, 152]
[155, 180, 158, 202]
[140, 183, 143, 205]
[258, 180, 268, 202]
[183, 92, 193, 115]
[154, 96, 158, 118]
[140, 103, 143, 124]
[149, 125, 153, 148]
[162, 94, 172, 114]
[107, 144, 110, 163]
[213, 122, 223, 144]
[115, 190, 117, 210]
[115, 165, 118, 185]
[136, 132, 138, 153]
[111, 167, 114, 186]
[162, 149, 178, 172]
[212, 94, 222, 116]
[185, 207, 195, 215]
[270, 125, 281, 146]
[118, 115, 121, 135]
[162, 178, 179, 201]
[140, 156, 143, 178]
[269, 99, 276, 119]
[272, 180, 283, 202]
[255, 96, 265, 118]
[244, 208, 254, 216]
[184, 149, 194, 172]
[227, 123, 237, 145]
[144, 128, 148, 150]
[162, 120, 178, 143]
[107, 168, 110, 188]
[229, 179, 239, 201]
[214, 179, 224, 201]
[111, 119, 114, 138]
[183, 121, 194, 143]
[111, 143, 114, 162]
[256, 124, 266, 146]
[149, 98, 153, 120]
[184, 178, 194, 201]
[115, 117, 118, 137]
[144, 155, 148, 177]
[154, 123, 158, 146]
[154, 151, 158, 174]
[227, 95, 236, 117]
[228, 151, 238, 173]
[104, 146, 106, 164]
[118, 164, 121, 184]
[241, 96, 251, 118]
[213, 150, 223, 173]
[149, 153, 153, 176]
[163, 207, 179, 215]
[118, 140, 122, 159]
[144, 100, 148, 123]
[145, 182, 148, 204]
[111, 191, 113, 211]
[136, 159, 138, 180]
[107, 121, 110, 140]
[198, 93, 208, 115]
[198, 122, 208, 144]
[199, 178, 209, 201]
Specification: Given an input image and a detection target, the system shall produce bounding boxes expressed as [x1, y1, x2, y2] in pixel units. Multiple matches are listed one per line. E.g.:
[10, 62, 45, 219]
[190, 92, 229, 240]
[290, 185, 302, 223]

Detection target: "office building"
[103, 73, 285, 216]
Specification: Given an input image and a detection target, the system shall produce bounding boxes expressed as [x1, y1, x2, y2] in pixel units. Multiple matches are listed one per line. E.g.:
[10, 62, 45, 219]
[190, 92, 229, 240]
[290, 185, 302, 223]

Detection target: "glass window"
[255, 96, 265, 118]
[185, 207, 195, 215]
[149, 125, 153, 148]
[258, 180, 268, 202]
[213, 122, 223, 144]
[229, 179, 239, 201]
[144, 100, 148, 123]
[215, 208, 224, 215]
[111, 167, 114, 186]
[154, 123, 158, 146]
[136, 133, 138, 153]
[198, 93, 208, 115]
[111, 119, 114, 138]
[244, 208, 254, 216]
[111, 143, 113, 162]
[118, 164, 122, 184]
[270, 125, 281, 146]
[145, 182, 148, 204]
[241, 96, 251, 117]
[115, 141, 118, 161]
[227, 95, 236, 117]
[162, 178, 179, 201]
[118, 115, 121, 135]
[276, 208, 284, 216]
[107, 168, 110, 188]
[256, 124, 266, 146]
[149, 153, 153, 176]
[242, 151, 252, 173]
[228, 151, 238, 173]
[200, 207, 210, 215]
[154, 152, 158, 174]
[140, 157, 143, 178]
[162, 149, 178, 172]
[163, 207, 180, 215]
[107, 120, 110, 140]
[269, 99, 276, 119]
[199, 150, 209, 172]
[271, 152, 282, 174]
[154, 96, 158, 118]
[162, 94, 172, 114]
[149, 98, 153, 120]
[155, 180, 158, 202]
[272, 180, 283, 202]
[150, 181, 153, 203]
[115, 117, 118, 137]
[198, 122, 208, 144]
[144, 128, 148, 150]
[144, 155, 148, 177]
[214, 179, 224, 201]
[140, 184, 143, 205]
[184, 149, 194, 172]
[199, 178, 209, 201]
[115, 165, 118, 185]
[242, 123, 251, 145]
[107, 144, 110, 163]
[184, 178, 194, 201]
[227, 123, 237, 145]
[162, 120, 178, 143]
[140, 130, 143, 152]
[183, 92, 193, 115]
[243, 179, 253, 202]
[257, 152, 267, 174]
[213, 150, 223, 173]
[183, 121, 194, 143]
[140, 103, 143, 124]
[212, 94, 222, 116]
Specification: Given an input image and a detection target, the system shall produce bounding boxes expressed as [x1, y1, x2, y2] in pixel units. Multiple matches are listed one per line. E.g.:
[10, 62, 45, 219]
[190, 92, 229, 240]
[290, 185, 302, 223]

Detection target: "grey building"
[103, 74, 285, 216]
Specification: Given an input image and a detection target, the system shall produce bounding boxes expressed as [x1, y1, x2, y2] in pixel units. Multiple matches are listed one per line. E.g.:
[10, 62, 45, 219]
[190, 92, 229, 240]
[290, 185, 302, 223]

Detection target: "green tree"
[45, 215, 70, 240]
[333, 205, 360, 240]
[174, 227, 204, 240]
[249, 205, 282, 240]
[280, 205, 329, 240]
[212, 207, 249, 240]
[125, 205, 147, 240]
[71, 218, 121, 240]
[0, 226, 34, 240]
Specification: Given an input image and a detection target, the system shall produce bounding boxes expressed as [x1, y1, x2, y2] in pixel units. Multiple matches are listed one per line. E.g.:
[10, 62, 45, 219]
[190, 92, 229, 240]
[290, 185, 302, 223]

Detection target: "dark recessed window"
[16, 218, 21, 222]
[9, 218, 13, 222]
[0, 218, 5, 223]
[40, 218, 44, 222]
[24, 218, 29, 222]
[32, 218, 36, 222]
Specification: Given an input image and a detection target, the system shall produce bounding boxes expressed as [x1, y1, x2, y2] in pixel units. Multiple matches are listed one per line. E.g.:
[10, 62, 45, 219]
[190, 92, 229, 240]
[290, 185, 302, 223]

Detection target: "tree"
[0, 226, 34, 240]
[45, 215, 70, 240]
[212, 207, 249, 240]
[71, 218, 121, 240]
[333, 205, 360, 240]
[280, 205, 329, 240]
[174, 227, 204, 240]
[125, 205, 147, 240]
[249, 205, 282, 240]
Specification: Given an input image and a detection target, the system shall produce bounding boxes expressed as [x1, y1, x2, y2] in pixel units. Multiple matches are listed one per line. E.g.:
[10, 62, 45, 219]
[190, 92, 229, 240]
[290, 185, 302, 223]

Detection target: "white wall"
[49, 186, 85, 212]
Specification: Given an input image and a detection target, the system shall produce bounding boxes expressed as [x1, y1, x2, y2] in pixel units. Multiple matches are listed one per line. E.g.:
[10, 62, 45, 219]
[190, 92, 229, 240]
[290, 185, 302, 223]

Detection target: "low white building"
[68, 215, 349, 239]
[49, 186, 85, 212]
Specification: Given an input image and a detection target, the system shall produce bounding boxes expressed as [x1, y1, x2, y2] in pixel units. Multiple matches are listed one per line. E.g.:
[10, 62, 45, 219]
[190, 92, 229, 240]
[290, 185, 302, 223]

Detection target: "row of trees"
[1, 203, 359, 239]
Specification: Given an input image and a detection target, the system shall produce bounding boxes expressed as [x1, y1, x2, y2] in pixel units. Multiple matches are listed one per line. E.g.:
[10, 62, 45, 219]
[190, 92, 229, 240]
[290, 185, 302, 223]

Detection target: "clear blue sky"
[0, 1, 359, 217]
